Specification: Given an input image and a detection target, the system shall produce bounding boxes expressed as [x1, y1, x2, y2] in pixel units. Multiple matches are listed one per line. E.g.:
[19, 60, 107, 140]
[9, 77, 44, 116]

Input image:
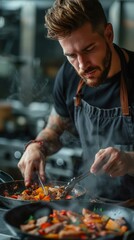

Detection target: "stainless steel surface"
[0, 138, 25, 168]
[46, 147, 82, 180]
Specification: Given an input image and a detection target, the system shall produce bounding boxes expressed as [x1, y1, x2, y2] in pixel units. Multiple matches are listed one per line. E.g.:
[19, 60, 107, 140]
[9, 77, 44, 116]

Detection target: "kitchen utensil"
[4, 200, 134, 240]
[60, 170, 90, 198]
[0, 170, 14, 183]
[37, 173, 48, 196]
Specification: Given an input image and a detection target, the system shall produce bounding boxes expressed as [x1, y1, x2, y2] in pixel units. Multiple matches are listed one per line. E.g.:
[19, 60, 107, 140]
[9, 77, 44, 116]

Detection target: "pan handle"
[123, 231, 134, 240]
[92, 197, 134, 208]
[0, 170, 14, 183]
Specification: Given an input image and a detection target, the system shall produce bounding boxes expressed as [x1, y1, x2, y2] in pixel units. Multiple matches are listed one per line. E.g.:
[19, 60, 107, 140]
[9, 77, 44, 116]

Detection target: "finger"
[95, 149, 105, 159]
[106, 159, 125, 177]
[103, 150, 120, 173]
[24, 159, 35, 186]
[103, 156, 116, 172]
[17, 159, 25, 177]
[38, 160, 45, 182]
[90, 149, 108, 173]
[109, 168, 124, 177]
[98, 149, 105, 154]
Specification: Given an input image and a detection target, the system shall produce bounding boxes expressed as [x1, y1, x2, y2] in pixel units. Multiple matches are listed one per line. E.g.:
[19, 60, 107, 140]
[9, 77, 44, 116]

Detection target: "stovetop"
[0, 202, 19, 240]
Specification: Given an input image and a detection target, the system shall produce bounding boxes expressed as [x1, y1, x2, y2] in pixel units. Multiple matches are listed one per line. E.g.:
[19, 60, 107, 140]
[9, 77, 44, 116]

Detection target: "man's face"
[59, 22, 113, 87]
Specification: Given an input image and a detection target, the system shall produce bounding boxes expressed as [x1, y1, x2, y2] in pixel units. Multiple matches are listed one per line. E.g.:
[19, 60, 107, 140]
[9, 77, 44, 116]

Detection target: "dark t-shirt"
[53, 47, 134, 200]
[53, 48, 134, 123]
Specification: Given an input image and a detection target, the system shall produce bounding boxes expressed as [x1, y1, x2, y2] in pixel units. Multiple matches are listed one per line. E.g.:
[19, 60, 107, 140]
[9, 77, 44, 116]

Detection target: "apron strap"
[114, 44, 130, 116]
[120, 73, 129, 115]
[74, 79, 85, 106]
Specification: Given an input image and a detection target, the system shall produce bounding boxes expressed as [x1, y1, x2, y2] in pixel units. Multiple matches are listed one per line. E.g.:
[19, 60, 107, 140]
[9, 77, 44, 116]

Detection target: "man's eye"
[85, 47, 95, 53]
[66, 55, 76, 61]
[68, 55, 75, 59]
[86, 49, 91, 52]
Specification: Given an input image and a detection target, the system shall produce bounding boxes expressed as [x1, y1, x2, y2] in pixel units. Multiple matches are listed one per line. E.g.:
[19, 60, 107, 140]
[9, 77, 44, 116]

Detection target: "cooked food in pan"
[20, 207, 128, 239]
[3, 184, 73, 201]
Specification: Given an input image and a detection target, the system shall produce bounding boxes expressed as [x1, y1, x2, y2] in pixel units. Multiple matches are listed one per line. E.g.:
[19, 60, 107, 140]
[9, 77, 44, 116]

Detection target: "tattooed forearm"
[36, 108, 73, 156]
[46, 107, 72, 133]
[36, 128, 62, 156]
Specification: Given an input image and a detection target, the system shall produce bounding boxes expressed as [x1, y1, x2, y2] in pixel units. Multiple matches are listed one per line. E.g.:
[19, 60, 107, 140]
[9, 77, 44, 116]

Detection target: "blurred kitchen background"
[0, 0, 134, 180]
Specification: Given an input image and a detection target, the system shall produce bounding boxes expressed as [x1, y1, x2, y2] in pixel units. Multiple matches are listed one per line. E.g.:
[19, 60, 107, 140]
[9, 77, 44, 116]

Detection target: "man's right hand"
[18, 107, 73, 186]
[18, 142, 46, 187]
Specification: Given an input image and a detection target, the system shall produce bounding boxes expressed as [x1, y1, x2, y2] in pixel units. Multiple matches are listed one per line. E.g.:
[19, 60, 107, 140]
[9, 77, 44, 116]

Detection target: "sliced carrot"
[42, 195, 51, 201]
[121, 225, 128, 232]
[10, 195, 18, 199]
[105, 219, 120, 231]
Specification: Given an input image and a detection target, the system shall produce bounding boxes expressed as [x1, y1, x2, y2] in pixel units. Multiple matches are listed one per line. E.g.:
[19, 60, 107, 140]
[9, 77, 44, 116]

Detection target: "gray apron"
[74, 45, 134, 200]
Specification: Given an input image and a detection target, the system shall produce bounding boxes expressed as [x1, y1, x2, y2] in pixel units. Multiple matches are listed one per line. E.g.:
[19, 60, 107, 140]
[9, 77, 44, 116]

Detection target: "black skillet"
[0, 170, 87, 208]
[4, 200, 134, 240]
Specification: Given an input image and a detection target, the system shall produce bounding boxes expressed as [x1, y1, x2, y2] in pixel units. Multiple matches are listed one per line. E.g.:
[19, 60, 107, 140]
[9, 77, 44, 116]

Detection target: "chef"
[18, 0, 134, 200]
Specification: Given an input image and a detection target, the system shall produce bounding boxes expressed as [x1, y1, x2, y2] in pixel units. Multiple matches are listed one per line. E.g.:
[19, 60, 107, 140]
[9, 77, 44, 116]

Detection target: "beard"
[78, 43, 112, 87]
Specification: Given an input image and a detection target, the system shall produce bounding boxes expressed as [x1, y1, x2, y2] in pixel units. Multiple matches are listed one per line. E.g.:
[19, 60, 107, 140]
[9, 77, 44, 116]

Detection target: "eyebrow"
[64, 43, 95, 56]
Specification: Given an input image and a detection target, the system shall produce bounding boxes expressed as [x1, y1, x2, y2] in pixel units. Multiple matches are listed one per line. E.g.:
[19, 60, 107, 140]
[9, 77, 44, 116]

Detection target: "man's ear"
[104, 23, 114, 43]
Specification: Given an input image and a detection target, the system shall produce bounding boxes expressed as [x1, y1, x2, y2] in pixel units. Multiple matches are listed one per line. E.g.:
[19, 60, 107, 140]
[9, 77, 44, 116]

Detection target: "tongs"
[60, 170, 90, 199]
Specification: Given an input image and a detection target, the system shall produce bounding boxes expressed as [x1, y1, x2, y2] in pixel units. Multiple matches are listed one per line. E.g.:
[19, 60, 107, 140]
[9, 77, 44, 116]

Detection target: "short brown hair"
[45, 0, 107, 39]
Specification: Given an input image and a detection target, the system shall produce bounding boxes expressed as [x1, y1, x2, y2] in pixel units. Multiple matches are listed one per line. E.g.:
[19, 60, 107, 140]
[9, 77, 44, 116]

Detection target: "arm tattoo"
[36, 108, 73, 156]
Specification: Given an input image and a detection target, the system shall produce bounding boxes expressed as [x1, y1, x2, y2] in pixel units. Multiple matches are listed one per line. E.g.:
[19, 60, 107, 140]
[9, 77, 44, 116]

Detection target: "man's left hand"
[90, 147, 134, 177]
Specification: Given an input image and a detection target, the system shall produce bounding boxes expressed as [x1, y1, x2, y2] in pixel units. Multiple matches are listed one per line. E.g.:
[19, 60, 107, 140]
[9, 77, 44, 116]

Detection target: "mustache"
[79, 66, 99, 75]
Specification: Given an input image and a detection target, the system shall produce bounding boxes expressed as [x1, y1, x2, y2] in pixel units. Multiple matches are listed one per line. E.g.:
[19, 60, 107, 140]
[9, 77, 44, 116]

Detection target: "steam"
[6, 74, 54, 106]
[60, 130, 81, 147]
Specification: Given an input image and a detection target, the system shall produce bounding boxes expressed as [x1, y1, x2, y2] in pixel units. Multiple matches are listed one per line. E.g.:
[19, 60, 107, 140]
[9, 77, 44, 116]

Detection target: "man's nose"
[78, 55, 88, 71]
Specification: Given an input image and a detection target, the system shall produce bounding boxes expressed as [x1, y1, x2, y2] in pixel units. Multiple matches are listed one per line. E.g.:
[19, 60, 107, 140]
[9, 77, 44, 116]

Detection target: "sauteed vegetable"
[20, 208, 128, 239]
[3, 184, 73, 201]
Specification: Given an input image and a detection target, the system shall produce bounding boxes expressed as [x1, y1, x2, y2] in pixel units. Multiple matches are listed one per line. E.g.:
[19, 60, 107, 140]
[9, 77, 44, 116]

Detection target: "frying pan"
[4, 200, 134, 240]
[0, 171, 86, 208]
